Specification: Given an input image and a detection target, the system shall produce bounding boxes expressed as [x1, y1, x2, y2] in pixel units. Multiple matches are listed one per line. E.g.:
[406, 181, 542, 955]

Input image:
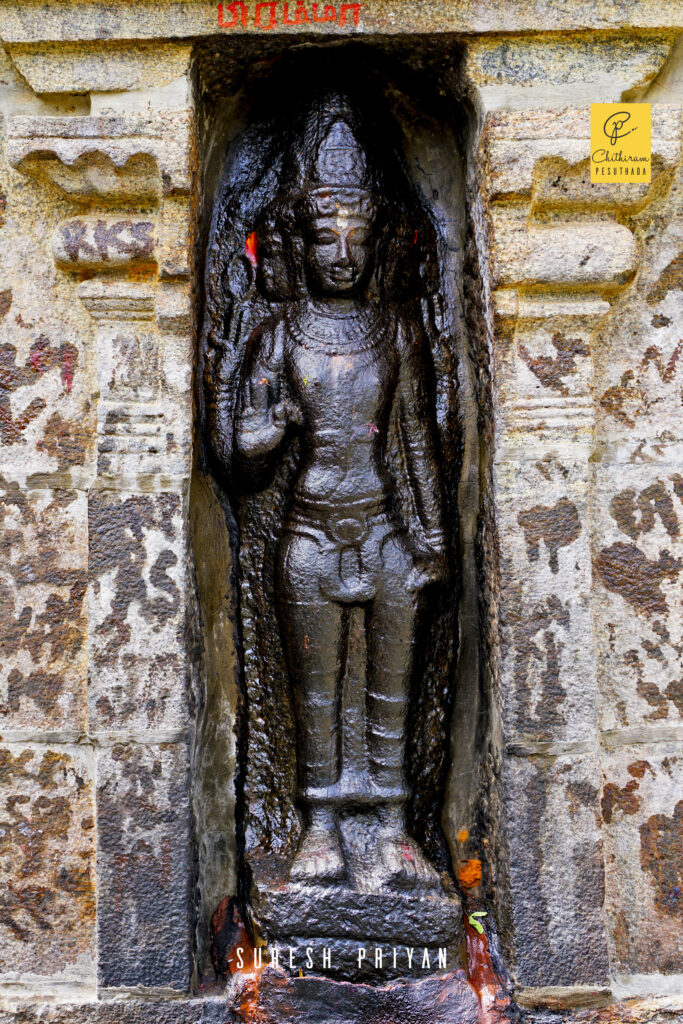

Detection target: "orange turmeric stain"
[245, 231, 258, 267]
[458, 858, 482, 888]
[237, 956, 267, 1019]
[457, 828, 469, 843]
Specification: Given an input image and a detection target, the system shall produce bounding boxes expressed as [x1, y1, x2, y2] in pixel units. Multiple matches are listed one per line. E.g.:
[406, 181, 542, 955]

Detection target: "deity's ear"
[376, 216, 413, 301]
[287, 231, 307, 300]
[271, 201, 307, 300]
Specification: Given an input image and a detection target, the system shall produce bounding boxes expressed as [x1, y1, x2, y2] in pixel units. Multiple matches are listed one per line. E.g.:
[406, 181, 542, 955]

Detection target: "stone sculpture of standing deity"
[229, 99, 448, 892]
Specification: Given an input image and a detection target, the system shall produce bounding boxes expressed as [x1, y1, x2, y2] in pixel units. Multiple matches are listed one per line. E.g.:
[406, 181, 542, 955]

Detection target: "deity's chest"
[287, 333, 395, 438]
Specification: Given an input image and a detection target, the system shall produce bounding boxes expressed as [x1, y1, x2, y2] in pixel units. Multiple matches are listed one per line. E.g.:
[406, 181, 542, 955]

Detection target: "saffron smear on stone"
[458, 857, 482, 889]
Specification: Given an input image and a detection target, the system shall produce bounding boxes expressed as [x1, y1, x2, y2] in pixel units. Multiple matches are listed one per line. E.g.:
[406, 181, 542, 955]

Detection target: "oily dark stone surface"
[0, 1000, 229, 1024]
[227, 966, 480, 1024]
[96, 742, 193, 990]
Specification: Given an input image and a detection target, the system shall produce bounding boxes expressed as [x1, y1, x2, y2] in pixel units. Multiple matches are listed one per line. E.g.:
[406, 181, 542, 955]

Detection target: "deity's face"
[302, 208, 374, 297]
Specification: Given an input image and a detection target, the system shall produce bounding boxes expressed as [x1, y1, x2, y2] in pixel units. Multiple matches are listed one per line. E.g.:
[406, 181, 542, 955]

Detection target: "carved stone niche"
[194, 42, 486, 1011]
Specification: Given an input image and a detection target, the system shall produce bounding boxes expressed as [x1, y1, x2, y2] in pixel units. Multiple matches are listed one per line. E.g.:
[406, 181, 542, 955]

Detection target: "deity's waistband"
[290, 494, 388, 522]
[288, 495, 391, 549]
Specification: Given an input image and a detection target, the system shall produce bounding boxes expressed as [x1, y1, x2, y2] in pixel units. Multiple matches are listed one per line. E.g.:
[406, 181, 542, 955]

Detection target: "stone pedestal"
[251, 866, 463, 982]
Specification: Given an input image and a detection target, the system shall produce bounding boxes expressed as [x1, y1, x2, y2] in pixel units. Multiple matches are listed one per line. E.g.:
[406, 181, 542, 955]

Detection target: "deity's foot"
[372, 807, 441, 891]
[290, 809, 345, 885]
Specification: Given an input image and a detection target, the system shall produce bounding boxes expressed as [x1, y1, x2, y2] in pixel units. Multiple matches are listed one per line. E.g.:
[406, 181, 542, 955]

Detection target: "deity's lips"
[329, 267, 356, 282]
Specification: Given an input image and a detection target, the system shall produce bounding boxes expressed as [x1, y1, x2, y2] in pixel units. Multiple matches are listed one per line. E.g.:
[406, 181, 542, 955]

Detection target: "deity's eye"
[311, 228, 338, 245]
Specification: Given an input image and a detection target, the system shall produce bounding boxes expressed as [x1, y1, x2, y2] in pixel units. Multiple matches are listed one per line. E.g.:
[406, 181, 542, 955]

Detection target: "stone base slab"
[0, 999, 226, 1024]
[250, 855, 464, 982]
[227, 966, 481, 1024]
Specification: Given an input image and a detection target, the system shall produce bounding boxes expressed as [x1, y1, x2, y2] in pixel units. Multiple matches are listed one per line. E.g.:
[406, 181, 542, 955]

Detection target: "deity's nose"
[335, 235, 351, 264]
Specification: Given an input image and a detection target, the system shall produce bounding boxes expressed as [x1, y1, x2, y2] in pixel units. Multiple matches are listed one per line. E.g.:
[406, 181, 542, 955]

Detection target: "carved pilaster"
[480, 103, 682, 991]
[4, 111, 194, 492]
[78, 280, 189, 488]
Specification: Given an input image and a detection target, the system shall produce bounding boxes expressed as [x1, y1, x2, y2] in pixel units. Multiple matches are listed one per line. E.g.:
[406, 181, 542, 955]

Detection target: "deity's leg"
[365, 533, 440, 889]
[276, 531, 347, 882]
[366, 532, 416, 795]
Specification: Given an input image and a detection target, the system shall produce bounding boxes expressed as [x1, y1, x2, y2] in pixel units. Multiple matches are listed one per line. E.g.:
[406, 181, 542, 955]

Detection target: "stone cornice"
[0, 0, 681, 45]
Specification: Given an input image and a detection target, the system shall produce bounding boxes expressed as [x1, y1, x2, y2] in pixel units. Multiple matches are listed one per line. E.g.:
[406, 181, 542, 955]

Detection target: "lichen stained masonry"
[218, 2, 362, 31]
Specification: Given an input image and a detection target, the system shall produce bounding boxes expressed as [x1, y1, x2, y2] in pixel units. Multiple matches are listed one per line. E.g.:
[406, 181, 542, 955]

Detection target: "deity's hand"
[271, 399, 304, 429]
[406, 540, 448, 593]
[235, 380, 303, 458]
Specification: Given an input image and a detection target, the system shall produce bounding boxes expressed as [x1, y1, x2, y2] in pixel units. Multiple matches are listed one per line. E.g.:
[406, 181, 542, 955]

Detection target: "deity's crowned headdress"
[301, 109, 376, 220]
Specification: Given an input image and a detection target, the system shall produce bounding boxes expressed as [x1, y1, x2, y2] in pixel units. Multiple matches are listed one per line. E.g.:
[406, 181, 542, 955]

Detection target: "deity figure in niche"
[229, 100, 448, 890]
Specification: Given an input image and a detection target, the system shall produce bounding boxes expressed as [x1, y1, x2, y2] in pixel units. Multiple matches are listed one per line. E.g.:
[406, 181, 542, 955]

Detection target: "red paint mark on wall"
[60, 347, 75, 392]
[218, 1, 248, 27]
[245, 232, 258, 268]
[218, 2, 361, 30]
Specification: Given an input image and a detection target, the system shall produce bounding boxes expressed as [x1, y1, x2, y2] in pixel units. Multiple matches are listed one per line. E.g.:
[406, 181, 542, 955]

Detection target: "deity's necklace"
[285, 301, 391, 355]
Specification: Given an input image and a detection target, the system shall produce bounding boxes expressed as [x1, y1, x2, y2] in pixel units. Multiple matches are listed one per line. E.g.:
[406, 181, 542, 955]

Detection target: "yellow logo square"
[591, 103, 651, 183]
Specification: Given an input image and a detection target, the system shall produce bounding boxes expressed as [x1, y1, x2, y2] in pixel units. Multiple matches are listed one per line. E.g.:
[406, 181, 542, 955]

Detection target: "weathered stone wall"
[478, 97, 683, 1007]
[0, 30, 196, 1010]
[0, 4, 680, 1022]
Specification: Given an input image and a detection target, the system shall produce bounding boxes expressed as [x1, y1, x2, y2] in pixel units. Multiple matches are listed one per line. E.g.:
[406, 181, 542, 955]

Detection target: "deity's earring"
[223, 249, 255, 303]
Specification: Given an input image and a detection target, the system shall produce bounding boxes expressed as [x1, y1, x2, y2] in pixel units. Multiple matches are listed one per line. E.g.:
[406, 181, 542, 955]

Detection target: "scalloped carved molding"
[6, 113, 191, 203]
